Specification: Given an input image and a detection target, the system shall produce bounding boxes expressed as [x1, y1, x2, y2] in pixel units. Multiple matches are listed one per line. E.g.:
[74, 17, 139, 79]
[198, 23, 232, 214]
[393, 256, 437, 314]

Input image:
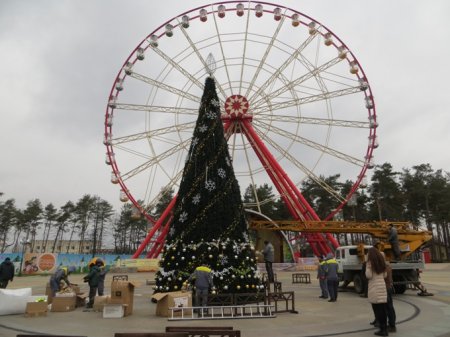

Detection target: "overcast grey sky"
[1, 0, 449, 212]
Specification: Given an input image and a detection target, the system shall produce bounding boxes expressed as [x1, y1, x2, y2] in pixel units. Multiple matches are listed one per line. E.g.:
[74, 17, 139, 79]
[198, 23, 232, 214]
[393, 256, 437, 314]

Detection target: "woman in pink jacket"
[366, 247, 388, 336]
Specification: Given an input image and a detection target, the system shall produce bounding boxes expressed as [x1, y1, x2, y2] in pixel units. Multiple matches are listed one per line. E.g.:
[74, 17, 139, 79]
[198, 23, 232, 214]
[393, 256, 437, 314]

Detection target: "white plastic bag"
[0, 288, 33, 315]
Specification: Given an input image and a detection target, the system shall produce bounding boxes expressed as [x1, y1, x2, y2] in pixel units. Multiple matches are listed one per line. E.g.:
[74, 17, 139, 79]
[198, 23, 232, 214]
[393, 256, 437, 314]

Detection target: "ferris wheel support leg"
[240, 121, 308, 217]
[225, 122, 304, 217]
[241, 120, 335, 255]
[146, 216, 172, 258]
[132, 196, 177, 258]
[242, 120, 318, 219]
[150, 220, 172, 258]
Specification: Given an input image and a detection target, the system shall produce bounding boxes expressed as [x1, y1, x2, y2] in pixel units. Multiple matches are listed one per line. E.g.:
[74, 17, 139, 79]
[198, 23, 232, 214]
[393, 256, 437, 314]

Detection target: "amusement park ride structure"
[104, 2, 380, 258]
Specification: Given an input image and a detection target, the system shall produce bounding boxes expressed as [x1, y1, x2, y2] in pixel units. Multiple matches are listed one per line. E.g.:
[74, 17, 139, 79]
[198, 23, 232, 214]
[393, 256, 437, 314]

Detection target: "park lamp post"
[18, 239, 31, 276]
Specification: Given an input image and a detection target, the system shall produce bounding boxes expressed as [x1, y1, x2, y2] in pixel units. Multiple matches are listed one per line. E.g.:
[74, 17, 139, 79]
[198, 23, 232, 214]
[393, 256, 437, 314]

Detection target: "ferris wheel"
[104, 2, 378, 257]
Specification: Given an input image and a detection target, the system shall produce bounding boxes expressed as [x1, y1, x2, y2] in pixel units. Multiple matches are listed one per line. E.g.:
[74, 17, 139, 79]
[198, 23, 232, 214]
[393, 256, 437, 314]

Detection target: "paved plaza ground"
[1, 263, 450, 337]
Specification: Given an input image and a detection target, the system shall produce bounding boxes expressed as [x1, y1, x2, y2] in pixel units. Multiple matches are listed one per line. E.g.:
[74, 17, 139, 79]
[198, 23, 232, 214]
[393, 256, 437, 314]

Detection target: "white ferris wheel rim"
[104, 1, 378, 222]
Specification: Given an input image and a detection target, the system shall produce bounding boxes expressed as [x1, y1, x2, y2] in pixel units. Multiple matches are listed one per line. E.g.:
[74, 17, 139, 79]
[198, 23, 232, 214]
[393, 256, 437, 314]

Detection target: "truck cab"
[335, 245, 370, 273]
[335, 245, 370, 293]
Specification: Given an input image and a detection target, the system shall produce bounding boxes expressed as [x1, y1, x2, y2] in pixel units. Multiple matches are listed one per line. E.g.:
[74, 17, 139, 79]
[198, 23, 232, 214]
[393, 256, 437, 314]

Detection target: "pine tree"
[154, 77, 262, 294]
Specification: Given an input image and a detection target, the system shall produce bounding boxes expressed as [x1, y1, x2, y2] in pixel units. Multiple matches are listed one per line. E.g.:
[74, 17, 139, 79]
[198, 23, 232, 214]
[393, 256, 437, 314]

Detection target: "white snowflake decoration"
[179, 211, 188, 223]
[192, 194, 201, 205]
[206, 110, 216, 119]
[205, 180, 216, 191]
[217, 168, 226, 179]
[168, 227, 175, 236]
[219, 255, 229, 265]
[199, 125, 208, 133]
[191, 137, 199, 147]
[225, 157, 231, 167]
[243, 232, 249, 242]
[211, 99, 220, 107]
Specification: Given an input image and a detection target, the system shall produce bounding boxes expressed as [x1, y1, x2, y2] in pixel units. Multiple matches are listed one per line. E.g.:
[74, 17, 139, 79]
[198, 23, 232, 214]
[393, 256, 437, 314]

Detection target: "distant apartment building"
[32, 240, 94, 254]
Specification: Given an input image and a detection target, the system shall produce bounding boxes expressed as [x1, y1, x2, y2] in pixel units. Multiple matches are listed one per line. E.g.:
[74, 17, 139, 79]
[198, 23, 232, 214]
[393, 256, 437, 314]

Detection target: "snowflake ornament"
[199, 125, 208, 133]
[179, 211, 188, 223]
[243, 232, 249, 242]
[192, 194, 201, 205]
[217, 168, 226, 178]
[205, 180, 216, 191]
[168, 227, 175, 236]
[219, 255, 229, 265]
[225, 157, 231, 167]
[211, 99, 220, 107]
[206, 110, 216, 119]
[191, 137, 199, 147]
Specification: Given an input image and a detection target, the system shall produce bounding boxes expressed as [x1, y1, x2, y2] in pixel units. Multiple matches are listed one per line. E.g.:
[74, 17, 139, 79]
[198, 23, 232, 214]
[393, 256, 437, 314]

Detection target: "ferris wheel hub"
[224, 95, 250, 120]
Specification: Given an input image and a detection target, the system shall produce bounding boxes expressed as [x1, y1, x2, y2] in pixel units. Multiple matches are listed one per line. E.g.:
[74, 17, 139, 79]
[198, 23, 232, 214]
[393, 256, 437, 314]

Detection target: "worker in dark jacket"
[0, 257, 15, 288]
[88, 258, 108, 296]
[96, 259, 108, 296]
[187, 265, 214, 312]
[49, 266, 76, 296]
[262, 240, 275, 282]
[317, 256, 328, 299]
[324, 253, 339, 302]
[83, 261, 101, 308]
[388, 224, 401, 260]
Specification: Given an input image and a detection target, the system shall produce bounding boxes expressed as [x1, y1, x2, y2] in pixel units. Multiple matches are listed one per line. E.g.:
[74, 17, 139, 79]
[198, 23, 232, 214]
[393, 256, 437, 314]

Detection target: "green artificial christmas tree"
[154, 75, 262, 294]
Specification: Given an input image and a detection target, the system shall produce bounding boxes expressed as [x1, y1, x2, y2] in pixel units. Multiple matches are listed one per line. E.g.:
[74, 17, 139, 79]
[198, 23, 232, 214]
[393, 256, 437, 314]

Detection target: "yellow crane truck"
[249, 220, 433, 295]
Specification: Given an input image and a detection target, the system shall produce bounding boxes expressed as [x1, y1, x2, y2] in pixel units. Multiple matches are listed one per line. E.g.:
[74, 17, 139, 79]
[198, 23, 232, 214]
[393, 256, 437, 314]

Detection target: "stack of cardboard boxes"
[45, 284, 87, 312]
[108, 278, 136, 317]
[91, 275, 136, 318]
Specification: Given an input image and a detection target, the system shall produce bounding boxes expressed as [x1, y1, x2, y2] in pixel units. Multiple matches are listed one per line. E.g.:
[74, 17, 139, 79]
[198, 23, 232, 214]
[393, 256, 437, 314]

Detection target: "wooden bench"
[114, 333, 188, 337]
[18, 335, 86, 337]
[166, 327, 240, 337]
[292, 273, 311, 284]
[166, 327, 233, 332]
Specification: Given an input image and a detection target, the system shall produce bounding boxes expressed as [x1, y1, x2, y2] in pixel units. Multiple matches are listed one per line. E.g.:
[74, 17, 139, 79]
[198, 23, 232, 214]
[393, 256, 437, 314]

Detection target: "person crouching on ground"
[49, 266, 76, 297]
[83, 260, 101, 308]
[366, 247, 389, 336]
[187, 264, 214, 313]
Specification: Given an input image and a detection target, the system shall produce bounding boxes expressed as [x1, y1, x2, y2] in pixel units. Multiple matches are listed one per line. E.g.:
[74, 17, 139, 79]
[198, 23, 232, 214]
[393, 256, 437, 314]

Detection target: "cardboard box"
[151, 291, 192, 317]
[45, 283, 53, 304]
[70, 285, 81, 294]
[93, 295, 110, 312]
[25, 301, 48, 317]
[110, 280, 136, 316]
[76, 293, 88, 308]
[51, 296, 76, 312]
[103, 304, 124, 318]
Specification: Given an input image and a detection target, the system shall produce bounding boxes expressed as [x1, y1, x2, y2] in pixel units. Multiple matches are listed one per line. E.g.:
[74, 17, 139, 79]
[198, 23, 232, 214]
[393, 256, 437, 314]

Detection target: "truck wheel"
[393, 283, 407, 294]
[353, 274, 363, 294]
[393, 274, 407, 294]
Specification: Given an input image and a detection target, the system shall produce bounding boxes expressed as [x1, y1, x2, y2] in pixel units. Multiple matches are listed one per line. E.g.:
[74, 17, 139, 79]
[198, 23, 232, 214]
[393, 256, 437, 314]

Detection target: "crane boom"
[249, 220, 432, 259]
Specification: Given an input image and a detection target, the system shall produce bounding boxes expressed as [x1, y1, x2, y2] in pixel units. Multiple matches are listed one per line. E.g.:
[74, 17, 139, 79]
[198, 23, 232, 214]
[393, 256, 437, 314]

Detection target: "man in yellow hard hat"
[186, 264, 214, 313]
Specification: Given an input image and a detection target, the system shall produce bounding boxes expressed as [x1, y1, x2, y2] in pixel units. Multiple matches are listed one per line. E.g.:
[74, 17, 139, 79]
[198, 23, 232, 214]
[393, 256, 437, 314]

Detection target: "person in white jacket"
[366, 247, 388, 336]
